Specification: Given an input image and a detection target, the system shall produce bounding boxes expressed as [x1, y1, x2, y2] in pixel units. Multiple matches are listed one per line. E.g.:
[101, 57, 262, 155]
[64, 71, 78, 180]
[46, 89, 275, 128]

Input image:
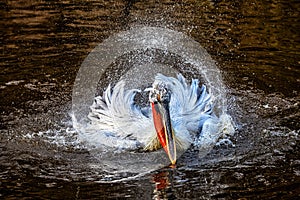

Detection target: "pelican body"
[87, 74, 215, 164]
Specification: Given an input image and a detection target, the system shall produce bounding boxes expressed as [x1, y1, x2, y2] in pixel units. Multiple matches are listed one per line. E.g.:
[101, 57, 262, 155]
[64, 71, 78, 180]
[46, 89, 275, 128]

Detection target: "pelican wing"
[87, 81, 155, 149]
[154, 74, 214, 135]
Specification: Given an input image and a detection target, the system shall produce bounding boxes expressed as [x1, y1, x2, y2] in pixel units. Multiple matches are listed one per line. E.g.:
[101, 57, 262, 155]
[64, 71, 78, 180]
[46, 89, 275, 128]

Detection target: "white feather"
[85, 73, 218, 150]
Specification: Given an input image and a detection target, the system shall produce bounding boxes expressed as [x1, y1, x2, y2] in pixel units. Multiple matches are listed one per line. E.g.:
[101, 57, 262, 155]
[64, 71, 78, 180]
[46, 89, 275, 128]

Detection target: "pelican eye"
[149, 81, 171, 103]
[149, 90, 159, 103]
[159, 89, 170, 103]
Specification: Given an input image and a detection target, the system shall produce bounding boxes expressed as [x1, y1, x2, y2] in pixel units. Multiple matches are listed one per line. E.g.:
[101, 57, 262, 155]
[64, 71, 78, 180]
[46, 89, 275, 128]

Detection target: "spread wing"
[156, 74, 235, 148]
[154, 74, 215, 136]
[86, 81, 156, 149]
[83, 73, 219, 150]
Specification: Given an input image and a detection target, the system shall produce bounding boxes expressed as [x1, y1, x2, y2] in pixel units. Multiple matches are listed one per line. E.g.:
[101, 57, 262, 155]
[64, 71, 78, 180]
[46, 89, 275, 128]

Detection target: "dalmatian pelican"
[86, 73, 217, 164]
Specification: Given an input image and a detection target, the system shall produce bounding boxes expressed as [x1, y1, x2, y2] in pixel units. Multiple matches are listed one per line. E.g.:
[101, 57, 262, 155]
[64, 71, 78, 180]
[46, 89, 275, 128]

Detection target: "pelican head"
[148, 81, 177, 165]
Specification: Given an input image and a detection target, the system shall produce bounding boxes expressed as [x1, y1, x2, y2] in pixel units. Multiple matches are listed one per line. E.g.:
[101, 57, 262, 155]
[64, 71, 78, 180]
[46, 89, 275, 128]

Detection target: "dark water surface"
[1, 0, 299, 199]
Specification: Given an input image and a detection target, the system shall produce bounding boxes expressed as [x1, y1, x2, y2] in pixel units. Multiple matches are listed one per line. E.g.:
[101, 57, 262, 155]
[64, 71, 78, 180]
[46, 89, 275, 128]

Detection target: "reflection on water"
[152, 169, 178, 200]
[1, 0, 299, 199]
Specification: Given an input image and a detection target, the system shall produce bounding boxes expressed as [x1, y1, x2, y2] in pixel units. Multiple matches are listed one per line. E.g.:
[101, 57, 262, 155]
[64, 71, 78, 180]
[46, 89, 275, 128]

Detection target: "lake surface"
[1, 0, 299, 199]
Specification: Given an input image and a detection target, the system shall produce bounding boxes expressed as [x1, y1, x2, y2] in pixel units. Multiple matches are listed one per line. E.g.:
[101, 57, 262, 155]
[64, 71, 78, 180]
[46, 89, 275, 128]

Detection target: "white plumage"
[84, 73, 219, 153]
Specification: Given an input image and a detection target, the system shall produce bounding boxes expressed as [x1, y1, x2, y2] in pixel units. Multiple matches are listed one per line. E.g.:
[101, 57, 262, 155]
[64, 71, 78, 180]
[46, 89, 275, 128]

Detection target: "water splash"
[72, 26, 235, 180]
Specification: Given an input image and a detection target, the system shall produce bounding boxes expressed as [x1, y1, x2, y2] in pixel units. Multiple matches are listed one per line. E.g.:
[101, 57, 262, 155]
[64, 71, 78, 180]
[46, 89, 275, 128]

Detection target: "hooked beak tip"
[167, 147, 177, 165]
[171, 159, 176, 165]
